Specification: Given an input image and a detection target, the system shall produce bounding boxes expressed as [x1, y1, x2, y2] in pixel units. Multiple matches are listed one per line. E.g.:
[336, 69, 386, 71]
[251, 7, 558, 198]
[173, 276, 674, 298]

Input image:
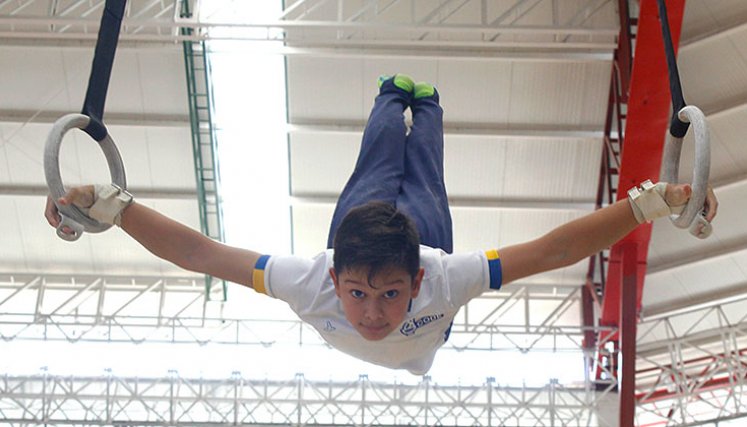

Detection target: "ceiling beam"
[0, 15, 619, 36]
[6, 185, 596, 211]
[288, 120, 604, 140]
[0, 35, 614, 60]
[641, 280, 747, 321]
[713, 172, 747, 190]
[0, 109, 189, 127]
[647, 237, 747, 275]
[703, 94, 747, 120]
[0, 32, 615, 60]
[680, 16, 747, 50]
[0, 184, 196, 199]
[0, 37, 182, 49]
[291, 195, 595, 211]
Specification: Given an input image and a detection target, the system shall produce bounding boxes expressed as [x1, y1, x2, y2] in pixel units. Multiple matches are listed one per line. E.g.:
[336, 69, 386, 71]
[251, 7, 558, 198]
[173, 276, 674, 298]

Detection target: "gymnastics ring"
[661, 105, 712, 239]
[44, 113, 127, 242]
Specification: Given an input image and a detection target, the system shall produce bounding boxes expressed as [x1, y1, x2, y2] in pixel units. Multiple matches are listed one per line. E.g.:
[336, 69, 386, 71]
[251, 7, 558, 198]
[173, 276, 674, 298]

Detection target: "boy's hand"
[44, 185, 95, 232]
[665, 183, 718, 237]
[665, 183, 718, 221]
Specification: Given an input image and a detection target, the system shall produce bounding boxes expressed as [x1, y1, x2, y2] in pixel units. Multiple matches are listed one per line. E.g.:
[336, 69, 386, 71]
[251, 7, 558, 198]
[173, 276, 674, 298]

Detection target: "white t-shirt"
[252, 246, 502, 375]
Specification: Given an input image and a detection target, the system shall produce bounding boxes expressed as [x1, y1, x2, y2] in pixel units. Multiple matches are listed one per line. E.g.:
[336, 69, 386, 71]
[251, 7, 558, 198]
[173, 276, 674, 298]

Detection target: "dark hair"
[333, 201, 420, 285]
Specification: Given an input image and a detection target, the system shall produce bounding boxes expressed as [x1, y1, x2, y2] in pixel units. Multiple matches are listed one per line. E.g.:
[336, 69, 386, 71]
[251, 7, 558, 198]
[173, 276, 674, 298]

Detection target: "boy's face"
[330, 266, 424, 341]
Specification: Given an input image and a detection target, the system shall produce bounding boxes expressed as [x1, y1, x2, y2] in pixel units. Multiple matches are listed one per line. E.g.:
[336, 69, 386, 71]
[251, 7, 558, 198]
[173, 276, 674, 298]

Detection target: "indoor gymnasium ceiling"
[0, 0, 746, 388]
[0, 0, 619, 292]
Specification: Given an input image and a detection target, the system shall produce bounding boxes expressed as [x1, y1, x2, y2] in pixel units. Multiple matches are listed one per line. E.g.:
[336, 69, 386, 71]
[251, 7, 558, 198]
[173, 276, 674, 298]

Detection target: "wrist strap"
[89, 183, 133, 226]
[627, 180, 684, 223]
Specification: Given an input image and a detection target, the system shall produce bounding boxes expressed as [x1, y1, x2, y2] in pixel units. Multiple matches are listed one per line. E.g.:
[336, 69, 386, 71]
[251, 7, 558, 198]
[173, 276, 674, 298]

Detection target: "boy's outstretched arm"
[499, 183, 718, 285]
[45, 186, 261, 287]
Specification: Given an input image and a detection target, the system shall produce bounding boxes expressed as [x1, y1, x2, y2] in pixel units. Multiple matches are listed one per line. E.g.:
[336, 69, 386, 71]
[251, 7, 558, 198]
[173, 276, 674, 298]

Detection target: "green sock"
[378, 74, 414, 93]
[414, 81, 435, 99]
[393, 74, 414, 92]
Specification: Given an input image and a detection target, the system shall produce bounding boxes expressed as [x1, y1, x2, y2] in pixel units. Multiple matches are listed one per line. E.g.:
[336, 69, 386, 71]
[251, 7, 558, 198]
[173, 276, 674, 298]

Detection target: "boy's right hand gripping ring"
[44, 113, 127, 242]
[661, 105, 712, 239]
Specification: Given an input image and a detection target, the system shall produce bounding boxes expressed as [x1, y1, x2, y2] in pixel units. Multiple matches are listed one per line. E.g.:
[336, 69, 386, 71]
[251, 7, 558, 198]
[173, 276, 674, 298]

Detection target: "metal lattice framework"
[0, 273, 603, 354]
[0, 0, 617, 58]
[0, 272, 626, 426]
[0, 372, 610, 426]
[5, 254, 747, 424]
[635, 295, 747, 425]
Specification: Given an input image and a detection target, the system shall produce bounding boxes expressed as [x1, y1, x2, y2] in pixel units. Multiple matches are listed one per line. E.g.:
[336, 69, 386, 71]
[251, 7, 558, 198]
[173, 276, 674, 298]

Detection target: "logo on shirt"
[324, 320, 336, 332]
[400, 313, 445, 336]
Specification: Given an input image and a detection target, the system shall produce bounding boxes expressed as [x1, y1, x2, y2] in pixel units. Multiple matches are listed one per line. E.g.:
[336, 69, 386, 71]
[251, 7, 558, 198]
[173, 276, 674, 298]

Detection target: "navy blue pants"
[327, 78, 453, 253]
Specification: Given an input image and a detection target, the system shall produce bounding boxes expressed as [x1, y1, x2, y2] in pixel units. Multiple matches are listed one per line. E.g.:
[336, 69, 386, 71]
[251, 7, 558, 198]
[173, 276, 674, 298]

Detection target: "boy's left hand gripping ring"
[661, 105, 712, 239]
[44, 113, 127, 242]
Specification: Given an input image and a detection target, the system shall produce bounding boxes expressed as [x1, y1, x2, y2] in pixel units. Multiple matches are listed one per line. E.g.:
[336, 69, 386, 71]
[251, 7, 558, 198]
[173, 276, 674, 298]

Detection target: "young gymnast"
[45, 74, 718, 375]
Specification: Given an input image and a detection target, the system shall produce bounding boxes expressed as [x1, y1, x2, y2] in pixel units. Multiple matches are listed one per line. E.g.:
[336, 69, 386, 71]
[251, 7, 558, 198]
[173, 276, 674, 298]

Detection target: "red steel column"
[619, 242, 639, 427]
[600, 0, 686, 327]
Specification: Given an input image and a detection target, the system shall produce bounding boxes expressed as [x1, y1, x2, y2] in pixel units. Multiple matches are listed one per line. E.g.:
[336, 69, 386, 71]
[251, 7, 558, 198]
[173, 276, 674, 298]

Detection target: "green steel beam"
[180, 0, 226, 301]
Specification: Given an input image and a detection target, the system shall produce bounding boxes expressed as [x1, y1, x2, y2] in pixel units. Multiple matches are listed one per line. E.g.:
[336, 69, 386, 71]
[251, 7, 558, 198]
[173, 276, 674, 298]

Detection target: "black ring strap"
[81, 0, 127, 141]
[656, 0, 689, 138]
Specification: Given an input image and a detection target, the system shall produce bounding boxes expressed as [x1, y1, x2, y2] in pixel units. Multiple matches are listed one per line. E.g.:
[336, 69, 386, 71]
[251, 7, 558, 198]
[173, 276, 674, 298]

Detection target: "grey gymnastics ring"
[661, 105, 712, 239]
[44, 113, 127, 241]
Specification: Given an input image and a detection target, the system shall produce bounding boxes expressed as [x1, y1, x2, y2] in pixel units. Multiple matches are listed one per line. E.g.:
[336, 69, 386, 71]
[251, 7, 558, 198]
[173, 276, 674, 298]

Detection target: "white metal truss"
[635, 295, 747, 425]
[0, 271, 624, 425]
[0, 0, 618, 58]
[0, 273, 603, 354]
[0, 371, 611, 426]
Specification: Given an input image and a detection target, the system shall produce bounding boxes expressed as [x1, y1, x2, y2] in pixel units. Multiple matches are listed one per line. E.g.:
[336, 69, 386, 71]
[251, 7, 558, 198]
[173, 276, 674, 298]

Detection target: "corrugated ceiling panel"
[643, 248, 747, 310]
[287, 58, 367, 122]
[0, 46, 187, 116]
[679, 28, 747, 113]
[0, 123, 49, 185]
[0, 197, 34, 272]
[291, 203, 335, 258]
[290, 131, 601, 200]
[507, 61, 611, 128]
[682, 0, 747, 42]
[0, 143, 10, 182]
[89, 198, 201, 277]
[437, 61, 514, 124]
[0, 46, 83, 112]
[647, 180, 747, 270]
[289, 131, 358, 197]
[0, 122, 193, 190]
[452, 207, 588, 284]
[136, 126, 195, 189]
[454, 203, 586, 243]
[287, 57, 611, 129]
[110, 49, 188, 116]
[492, 136, 600, 200]
[108, 125, 194, 190]
[0, 196, 201, 276]
[451, 208, 586, 284]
